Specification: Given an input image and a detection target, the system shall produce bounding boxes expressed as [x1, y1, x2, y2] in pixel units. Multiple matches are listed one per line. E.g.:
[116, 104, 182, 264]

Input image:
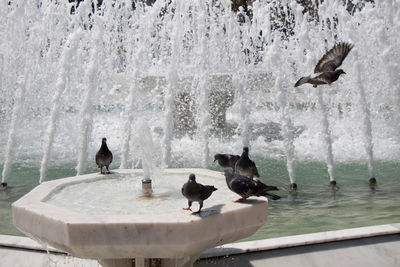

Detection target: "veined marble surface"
[12, 168, 268, 266]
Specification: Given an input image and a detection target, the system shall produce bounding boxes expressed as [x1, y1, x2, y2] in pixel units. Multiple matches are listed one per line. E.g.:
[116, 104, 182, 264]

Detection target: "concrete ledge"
[200, 223, 400, 258]
[2, 223, 399, 259]
[0, 234, 64, 254]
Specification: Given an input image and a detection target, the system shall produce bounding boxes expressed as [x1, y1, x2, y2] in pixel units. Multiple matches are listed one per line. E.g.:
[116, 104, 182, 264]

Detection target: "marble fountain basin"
[12, 168, 268, 267]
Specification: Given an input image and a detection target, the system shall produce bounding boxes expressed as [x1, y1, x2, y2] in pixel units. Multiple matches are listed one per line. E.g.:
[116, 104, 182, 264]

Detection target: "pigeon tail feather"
[207, 185, 218, 192]
[256, 182, 279, 195]
[262, 192, 281, 200]
[294, 76, 310, 87]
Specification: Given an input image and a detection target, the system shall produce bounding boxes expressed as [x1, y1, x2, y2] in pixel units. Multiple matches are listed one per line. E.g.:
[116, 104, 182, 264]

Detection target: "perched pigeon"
[181, 173, 217, 214]
[214, 153, 240, 172]
[235, 147, 260, 180]
[95, 137, 113, 174]
[295, 42, 354, 88]
[224, 169, 280, 202]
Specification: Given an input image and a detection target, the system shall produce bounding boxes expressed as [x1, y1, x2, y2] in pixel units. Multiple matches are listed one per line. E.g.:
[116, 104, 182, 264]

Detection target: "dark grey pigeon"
[235, 147, 260, 180]
[224, 169, 280, 202]
[181, 173, 217, 214]
[214, 153, 240, 172]
[95, 137, 113, 174]
[295, 42, 354, 88]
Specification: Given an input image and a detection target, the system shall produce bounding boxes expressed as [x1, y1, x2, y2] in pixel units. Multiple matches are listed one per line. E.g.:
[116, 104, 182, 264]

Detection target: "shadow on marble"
[191, 204, 225, 217]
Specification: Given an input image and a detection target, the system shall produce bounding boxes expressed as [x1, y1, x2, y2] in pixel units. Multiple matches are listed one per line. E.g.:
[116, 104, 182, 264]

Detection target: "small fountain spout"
[369, 177, 377, 188]
[141, 178, 153, 197]
[330, 180, 339, 190]
[290, 183, 297, 191]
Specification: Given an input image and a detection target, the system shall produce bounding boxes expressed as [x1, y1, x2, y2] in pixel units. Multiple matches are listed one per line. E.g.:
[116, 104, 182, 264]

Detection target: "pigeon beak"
[343, 71, 346, 74]
[214, 159, 217, 162]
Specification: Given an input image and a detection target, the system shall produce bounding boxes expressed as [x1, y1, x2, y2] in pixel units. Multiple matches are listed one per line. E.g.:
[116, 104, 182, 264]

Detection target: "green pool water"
[1, 159, 399, 241]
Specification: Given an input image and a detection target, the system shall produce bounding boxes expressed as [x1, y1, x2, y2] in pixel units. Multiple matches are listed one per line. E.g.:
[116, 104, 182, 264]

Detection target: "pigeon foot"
[192, 210, 201, 215]
[233, 198, 245, 203]
[183, 207, 192, 211]
[313, 84, 317, 88]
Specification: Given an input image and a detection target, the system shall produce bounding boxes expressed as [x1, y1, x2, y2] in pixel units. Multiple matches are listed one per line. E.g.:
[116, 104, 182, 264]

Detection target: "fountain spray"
[136, 119, 156, 197]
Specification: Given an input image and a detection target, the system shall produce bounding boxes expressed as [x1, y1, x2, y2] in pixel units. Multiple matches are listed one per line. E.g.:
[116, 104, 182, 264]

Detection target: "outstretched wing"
[314, 42, 353, 73]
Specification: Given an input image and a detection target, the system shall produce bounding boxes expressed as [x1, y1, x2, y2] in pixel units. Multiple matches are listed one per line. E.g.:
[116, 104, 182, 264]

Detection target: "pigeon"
[181, 173, 217, 214]
[95, 137, 113, 174]
[235, 147, 260, 180]
[223, 169, 280, 202]
[214, 153, 240, 172]
[295, 42, 354, 88]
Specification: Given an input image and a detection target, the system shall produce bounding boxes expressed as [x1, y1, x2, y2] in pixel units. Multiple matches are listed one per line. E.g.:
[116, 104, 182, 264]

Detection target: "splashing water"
[0, 0, 399, 186]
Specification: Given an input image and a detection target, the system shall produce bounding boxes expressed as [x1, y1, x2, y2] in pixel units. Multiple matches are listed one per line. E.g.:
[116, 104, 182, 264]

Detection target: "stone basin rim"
[12, 168, 268, 223]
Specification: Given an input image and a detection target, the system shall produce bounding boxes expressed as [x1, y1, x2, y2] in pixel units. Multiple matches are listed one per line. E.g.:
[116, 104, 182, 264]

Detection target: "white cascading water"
[1, 0, 400, 186]
[196, 1, 211, 168]
[135, 119, 155, 180]
[76, 11, 105, 175]
[2, 1, 39, 184]
[316, 87, 335, 183]
[354, 54, 375, 180]
[39, 27, 84, 183]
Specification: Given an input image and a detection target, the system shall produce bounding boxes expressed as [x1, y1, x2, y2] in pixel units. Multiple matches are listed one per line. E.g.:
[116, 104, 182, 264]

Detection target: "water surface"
[2, 159, 399, 241]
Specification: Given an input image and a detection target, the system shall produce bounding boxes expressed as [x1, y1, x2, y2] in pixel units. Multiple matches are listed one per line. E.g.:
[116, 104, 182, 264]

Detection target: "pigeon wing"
[314, 42, 353, 73]
[182, 182, 202, 200]
[230, 176, 257, 198]
[95, 152, 100, 167]
[250, 160, 260, 177]
[181, 184, 186, 196]
[200, 185, 216, 201]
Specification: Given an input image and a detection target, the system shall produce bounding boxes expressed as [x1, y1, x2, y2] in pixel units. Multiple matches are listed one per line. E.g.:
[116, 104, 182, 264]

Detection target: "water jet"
[1, 0, 400, 254]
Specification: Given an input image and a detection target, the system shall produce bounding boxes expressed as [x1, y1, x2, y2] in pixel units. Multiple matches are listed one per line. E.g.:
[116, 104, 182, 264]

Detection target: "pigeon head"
[189, 173, 196, 181]
[337, 69, 346, 75]
[214, 154, 220, 162]
[243, 147, 249, 153]
[102, 137, 107, 144]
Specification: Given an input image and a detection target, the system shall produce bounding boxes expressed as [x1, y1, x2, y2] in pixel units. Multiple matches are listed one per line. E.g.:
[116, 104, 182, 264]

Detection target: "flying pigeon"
[235, 147, 260, 180]
[224, 169, 280, 202]
[181, 173, 217, 214]
[295, 42, 354, 88]
[95, 137, 113, 174]
[214, 153, 240, 172]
